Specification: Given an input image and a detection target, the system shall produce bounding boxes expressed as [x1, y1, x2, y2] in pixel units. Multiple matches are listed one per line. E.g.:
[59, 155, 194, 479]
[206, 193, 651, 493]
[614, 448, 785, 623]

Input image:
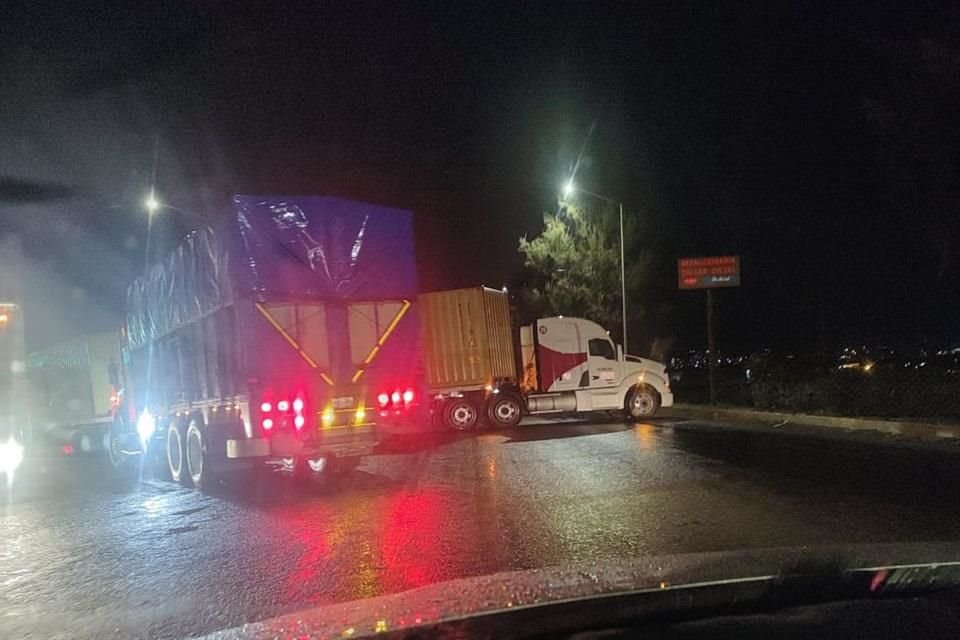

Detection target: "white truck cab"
[520, 316, 673, 419]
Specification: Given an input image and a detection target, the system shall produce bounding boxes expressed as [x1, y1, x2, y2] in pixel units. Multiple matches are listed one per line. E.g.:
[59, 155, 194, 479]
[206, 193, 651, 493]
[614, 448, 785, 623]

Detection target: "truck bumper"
[376, 404, 439, 434]
[226, 426, 379, 460]
[226, 438, 270, 459]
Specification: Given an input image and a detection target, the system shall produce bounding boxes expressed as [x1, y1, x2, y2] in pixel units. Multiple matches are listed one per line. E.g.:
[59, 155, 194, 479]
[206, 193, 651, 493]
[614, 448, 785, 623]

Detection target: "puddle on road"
[167, 525, 200, 535]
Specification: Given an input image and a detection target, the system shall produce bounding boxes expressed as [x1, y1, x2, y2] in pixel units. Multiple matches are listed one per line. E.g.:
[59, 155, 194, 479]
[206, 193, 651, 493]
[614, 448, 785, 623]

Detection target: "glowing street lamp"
[143, 191, 207, 224]
[145, 192, 160, 214]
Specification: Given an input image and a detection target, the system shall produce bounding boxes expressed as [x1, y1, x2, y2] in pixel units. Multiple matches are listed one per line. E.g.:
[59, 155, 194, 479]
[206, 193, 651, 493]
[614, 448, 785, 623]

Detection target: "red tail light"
[61, 444, 75, 455]
[293, 398, 304, 413]
[262, 418, 274, 431]
[277, 400, 290, 412]
[260, 401, 272, 413]
[378, 389, 416, 411]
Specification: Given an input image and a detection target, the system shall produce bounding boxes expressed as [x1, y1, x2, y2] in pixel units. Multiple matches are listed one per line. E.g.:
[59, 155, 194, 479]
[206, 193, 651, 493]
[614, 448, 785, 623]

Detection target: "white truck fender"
[617, 364, 672, 404]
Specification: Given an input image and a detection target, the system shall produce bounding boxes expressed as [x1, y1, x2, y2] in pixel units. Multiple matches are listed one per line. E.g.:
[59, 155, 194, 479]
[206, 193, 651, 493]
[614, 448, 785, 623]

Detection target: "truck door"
[535, 318, 587, 393]
[586, 336, 619, 388]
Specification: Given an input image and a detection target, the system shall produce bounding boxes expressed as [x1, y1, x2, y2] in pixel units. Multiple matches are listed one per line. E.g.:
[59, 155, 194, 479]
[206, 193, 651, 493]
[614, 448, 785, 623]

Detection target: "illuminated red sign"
[678, 256, 740, 289]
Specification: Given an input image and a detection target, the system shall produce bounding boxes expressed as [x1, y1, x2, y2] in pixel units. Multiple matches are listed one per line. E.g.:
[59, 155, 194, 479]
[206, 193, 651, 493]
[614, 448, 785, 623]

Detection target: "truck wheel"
[107, 415, 138, 482]
[107, 415, 129, 469]
[626, 385, 660, 419]
[166, 420, 191, 486]
[443, 398, 479, 431]
[186, 418, 219, 491]
[486, 394, 523, 428]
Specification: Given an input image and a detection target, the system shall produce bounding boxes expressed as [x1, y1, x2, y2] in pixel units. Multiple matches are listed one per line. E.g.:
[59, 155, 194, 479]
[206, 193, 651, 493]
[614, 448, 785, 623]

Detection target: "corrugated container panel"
[482, 288, 516, 380]
[420, 287, 516, 390]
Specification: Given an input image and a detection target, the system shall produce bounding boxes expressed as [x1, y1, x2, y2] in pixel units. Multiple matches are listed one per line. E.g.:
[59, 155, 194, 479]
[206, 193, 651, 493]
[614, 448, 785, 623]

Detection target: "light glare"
[322, 407, 335, 427]
[0, 437, 24, 478]
[136, 409, 156, 444]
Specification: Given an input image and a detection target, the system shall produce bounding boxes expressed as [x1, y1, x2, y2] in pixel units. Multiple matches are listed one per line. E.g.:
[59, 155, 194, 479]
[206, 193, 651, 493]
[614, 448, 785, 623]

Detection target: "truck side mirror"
[108, 363, 120, 387]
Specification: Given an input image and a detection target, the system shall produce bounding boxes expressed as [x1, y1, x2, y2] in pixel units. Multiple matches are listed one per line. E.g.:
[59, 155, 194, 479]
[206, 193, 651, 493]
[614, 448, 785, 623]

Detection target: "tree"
[518, 196, 676, 358]
[518, 200, 623, 338]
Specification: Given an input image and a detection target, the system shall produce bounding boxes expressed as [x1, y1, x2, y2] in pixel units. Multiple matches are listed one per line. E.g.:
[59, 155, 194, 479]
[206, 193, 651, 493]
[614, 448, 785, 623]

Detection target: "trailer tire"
[486, 393, 523, 428]
[626, 384, 660, 419]
[186, 417, 220, 491]
[107, 415, 138, 482]
[107, 415, 129, 468]
[166, 419, 191, 486]
[443, 397, 479, 431]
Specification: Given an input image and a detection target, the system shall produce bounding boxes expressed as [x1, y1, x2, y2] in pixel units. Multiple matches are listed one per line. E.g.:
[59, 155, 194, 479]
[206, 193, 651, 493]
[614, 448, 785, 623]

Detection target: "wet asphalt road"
[3, 417, 960, 639]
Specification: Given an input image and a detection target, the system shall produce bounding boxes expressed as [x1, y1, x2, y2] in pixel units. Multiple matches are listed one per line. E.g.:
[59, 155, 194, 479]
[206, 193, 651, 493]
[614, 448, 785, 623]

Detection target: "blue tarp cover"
[126, 196, 416, 348]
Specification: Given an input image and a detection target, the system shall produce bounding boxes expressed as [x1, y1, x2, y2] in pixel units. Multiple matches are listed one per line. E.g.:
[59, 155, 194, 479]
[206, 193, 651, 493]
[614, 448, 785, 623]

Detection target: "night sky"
[1, 2, 958, 354]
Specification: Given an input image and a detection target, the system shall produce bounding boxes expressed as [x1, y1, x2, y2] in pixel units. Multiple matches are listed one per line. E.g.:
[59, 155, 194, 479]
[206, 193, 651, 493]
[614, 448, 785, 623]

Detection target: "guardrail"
[664, 403, 960, 440]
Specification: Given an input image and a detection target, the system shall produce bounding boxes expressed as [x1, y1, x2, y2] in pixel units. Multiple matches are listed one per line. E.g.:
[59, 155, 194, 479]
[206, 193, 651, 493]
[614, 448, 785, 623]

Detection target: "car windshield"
[3, 3, 960, 639]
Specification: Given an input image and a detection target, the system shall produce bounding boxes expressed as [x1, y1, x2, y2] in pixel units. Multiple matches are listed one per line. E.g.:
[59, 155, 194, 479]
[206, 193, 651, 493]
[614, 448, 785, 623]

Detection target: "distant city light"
[145, 194, 160, 213]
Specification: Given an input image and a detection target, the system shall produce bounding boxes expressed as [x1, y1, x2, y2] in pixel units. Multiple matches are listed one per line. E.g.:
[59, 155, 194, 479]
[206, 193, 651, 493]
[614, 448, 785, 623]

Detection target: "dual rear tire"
[443, 398, 480, 431]
[441, 393, 524, 431]
[486, 393, 523, 427]
[167, 416, 219, 490]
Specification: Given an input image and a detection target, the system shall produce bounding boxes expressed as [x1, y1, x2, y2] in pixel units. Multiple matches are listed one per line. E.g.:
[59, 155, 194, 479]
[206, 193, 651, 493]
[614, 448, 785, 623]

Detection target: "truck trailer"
[111, 195, 418, 488]
[26, 332, 121, 455]
[377, 286, 673, 430]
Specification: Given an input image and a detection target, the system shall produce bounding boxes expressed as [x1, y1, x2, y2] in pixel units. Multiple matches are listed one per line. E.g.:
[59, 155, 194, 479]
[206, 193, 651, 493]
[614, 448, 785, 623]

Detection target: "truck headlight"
[137, 409, 157, 444]
[0, 437, 24, 479]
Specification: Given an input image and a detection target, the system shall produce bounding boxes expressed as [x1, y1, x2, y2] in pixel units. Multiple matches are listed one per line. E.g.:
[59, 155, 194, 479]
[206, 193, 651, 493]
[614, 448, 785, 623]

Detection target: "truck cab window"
[588, 338, 616, 360]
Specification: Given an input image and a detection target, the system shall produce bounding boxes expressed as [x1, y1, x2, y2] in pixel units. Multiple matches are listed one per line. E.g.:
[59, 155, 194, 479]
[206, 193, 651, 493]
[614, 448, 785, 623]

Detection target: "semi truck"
[26, 332, 121, 455]
[110, 195, 418, 488]
[376, 286, 673, 430]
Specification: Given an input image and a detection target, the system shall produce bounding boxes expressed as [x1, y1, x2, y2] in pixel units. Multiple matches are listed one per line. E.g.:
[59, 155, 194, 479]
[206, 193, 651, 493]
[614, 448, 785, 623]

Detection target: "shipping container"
[419, 286, 516, 391]
[23, 332, 119, 455]
[28, 332, 119, 424]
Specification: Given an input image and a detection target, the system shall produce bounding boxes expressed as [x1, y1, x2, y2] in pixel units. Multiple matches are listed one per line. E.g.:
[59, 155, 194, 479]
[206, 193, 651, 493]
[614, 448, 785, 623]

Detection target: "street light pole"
[563, 182, 629, 355]
[618, 200, 627, 355]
